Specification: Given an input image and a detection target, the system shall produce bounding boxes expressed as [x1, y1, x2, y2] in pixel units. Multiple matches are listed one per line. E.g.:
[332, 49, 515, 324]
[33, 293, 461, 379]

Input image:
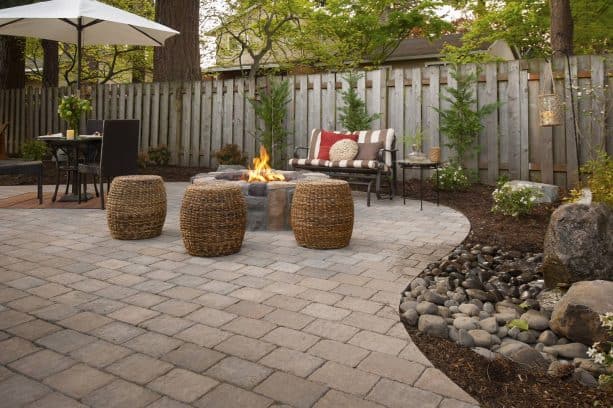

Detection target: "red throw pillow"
[317, 130, 358, 160]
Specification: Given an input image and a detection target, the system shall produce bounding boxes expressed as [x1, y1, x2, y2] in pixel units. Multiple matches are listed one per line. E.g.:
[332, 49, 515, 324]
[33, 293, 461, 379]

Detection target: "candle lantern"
[538, 93, 563, 127]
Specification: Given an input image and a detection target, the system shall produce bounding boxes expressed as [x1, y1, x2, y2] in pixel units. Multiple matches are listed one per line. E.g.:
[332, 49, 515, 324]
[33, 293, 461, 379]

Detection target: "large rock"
[542, 203, 613, 288]
[505, 180, 559, 203]
[550, 280, 613, 345]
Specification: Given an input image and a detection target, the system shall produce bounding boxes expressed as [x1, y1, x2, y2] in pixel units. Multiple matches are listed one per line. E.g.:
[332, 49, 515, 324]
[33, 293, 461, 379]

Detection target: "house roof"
[386, 33, 486, 61]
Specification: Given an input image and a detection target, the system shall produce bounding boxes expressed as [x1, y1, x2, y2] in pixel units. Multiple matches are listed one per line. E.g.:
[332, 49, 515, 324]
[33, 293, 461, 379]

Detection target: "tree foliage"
[209, 0, 451, 76]
[300, 0, 451, 70]
[20, 0, 156, 86]
[442, 0, 612, 63]
[208, 0, 308, 79]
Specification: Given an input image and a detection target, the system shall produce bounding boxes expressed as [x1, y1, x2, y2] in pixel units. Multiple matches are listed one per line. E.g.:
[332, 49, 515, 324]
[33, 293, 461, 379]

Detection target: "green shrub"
[338, 72, 381, 132]
[147, 145, 170, 166]
[491, 182, 541, 217]
[581, 149, 612, 206]
[21, 139, 48, 161]
[214, 144, 247, 166]
[433, 163, 471, 191]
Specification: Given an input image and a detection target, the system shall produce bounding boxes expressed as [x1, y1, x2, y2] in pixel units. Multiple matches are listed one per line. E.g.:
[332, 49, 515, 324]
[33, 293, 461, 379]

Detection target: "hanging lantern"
[538, 93, 563, 127]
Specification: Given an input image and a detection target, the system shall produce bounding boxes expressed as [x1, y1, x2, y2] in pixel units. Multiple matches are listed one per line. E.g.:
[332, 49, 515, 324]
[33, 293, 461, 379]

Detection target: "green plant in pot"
[402, 129, 426, 161]
[58, 95, 92, 135]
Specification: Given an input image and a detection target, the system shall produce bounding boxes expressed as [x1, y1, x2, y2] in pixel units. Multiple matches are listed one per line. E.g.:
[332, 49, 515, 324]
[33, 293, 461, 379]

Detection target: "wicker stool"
[291, 179, 354, 249]
[180, 183, 247, 257]
[106, 175, 167, 240]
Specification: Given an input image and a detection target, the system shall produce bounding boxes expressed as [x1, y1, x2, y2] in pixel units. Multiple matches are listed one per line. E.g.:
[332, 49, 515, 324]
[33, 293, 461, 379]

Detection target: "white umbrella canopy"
[0, 0, 179, 86]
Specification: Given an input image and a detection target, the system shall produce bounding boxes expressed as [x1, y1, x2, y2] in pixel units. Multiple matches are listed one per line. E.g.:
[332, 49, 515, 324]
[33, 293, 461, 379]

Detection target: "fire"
[245, 146, 286, 183]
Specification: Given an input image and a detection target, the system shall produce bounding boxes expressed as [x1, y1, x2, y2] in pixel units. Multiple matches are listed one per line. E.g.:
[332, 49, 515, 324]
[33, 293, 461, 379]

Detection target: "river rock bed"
[400, 243, 609, 387]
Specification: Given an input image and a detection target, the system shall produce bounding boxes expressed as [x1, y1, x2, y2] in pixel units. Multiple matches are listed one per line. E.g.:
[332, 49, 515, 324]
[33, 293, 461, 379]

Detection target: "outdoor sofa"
[289, 128, 397, 206]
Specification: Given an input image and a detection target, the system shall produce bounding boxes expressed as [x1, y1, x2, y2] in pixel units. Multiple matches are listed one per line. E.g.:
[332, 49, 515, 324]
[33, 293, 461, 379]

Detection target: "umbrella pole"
[76, 17, 82, 94]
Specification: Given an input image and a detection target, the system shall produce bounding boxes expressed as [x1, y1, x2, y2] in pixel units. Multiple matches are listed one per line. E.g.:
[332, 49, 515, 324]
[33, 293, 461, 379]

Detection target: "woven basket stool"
[180, 183, 247, 257]
[290, 179, 354, 249]
[106, 175, 167, 240]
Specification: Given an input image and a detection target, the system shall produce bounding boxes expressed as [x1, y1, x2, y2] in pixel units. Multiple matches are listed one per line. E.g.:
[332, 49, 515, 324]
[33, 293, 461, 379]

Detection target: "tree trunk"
[153, 0, 200, 82]
[550, 0, 573, 56]
[0, 36, 26, 89]
[42, 40, 59, 88]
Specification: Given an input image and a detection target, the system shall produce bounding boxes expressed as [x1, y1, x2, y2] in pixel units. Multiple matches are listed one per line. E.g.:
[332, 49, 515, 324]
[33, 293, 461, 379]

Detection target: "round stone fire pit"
[191, 169, 329, 231]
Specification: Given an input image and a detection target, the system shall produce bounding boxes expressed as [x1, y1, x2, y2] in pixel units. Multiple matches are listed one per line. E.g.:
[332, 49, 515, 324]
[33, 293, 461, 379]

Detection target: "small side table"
[398, 159, 440, 210]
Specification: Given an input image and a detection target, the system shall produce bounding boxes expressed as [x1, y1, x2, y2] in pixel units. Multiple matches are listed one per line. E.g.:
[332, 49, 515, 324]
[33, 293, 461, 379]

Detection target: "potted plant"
[58, 95, 92, 137]
[402, 130, 426, 161]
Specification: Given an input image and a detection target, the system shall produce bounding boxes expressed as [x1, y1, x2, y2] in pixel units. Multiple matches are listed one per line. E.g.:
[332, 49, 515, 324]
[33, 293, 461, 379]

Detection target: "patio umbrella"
[0, 0, 179, 88]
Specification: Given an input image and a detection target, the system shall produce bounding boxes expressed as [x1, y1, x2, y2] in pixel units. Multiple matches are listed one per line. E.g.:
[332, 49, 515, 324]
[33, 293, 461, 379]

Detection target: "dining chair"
[78, 119, 140, 209]
[50, 120, 103, 202]
[0, 122, 8, 159]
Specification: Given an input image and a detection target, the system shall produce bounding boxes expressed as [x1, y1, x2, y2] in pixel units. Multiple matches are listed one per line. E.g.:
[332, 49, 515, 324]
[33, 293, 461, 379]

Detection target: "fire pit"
[192, 147, 328, 231]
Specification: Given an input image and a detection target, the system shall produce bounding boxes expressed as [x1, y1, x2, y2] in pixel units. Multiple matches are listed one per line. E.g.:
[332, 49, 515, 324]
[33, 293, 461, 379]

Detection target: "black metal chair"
[78, 120, 140, 209]
[0, 159, 43, 204]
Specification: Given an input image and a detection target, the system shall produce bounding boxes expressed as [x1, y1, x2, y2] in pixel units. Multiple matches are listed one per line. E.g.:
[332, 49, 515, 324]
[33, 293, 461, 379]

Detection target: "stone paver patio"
[0, 183, 478, 408]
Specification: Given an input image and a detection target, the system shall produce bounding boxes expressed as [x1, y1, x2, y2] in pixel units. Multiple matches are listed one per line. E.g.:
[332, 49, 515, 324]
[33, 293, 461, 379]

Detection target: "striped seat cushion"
[328, 159, 381, 170]
[289, 158, 331, 168]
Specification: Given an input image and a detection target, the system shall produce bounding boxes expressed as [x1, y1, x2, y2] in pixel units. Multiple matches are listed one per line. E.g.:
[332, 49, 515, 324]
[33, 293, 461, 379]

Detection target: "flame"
[245, 146, 286, 183]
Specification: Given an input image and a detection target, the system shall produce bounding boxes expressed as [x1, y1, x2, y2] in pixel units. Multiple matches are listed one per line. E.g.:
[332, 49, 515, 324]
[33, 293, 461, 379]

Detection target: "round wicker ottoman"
[180, 183, 247, 257]
[290, 179, 354, 249]
[106, 175, 167, 240]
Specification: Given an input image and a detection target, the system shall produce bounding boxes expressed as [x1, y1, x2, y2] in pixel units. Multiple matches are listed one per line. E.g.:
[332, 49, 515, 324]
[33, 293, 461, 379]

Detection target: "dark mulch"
[399, 179, 557, 253]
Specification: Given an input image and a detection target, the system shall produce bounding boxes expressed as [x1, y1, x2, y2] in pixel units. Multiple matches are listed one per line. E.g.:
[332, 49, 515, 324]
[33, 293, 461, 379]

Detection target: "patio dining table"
[37, 135, 102, 202]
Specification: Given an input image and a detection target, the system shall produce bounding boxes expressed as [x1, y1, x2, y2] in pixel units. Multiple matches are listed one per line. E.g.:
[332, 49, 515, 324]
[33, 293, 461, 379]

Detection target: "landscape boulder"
[542, 203, 613, 288]
[504, 180, 559, 203]
[549, 280, 613, 345]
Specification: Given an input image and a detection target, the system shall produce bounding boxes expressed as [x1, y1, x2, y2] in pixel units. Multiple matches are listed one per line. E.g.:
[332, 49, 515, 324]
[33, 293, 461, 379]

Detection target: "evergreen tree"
[436, 66, 498, 165]
[338, 72, 380, 132]
[249, 77, 291, 169]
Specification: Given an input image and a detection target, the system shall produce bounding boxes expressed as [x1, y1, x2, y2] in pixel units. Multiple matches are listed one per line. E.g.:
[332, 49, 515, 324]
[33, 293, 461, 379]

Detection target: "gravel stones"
[416, 301, 438, 315]
[479, 317, 498, 334]
[400, 242, 603, 385]
[417, 315, 448, 339]
[468, 330, 492, 347]
[458, 304, 480, 317]
[520, 310, 550, 331]
[423, 290, 446, 305]
[499, 341, 547, 368]
[453, 317, 478, 331]
[542, 343, 589, 359]
[400, 309, 418, 326]
[537, 330, 557, 346]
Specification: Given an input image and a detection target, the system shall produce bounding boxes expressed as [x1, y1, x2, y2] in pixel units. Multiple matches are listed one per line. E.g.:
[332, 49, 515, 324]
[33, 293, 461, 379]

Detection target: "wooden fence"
[1, 54, 611, 188]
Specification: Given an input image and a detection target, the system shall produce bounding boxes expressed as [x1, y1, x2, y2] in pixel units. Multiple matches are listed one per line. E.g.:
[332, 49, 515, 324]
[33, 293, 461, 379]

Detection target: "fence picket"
[142, 83, 151, 153]
[191, 81, 202, 167]
[150, 82, 160, 147]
